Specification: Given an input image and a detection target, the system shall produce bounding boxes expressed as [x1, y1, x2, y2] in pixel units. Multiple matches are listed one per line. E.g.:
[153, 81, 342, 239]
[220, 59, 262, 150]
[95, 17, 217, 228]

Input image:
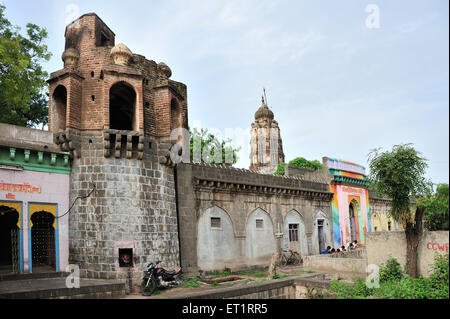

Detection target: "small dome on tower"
[61, 48, 80, 67]
[157, 62, 172, 79]
[255, 97, 274, 120]
[110, 43, 133, 66]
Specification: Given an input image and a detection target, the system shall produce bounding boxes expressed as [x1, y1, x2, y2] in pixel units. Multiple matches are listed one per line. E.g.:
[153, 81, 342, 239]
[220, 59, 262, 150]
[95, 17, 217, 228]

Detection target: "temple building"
[249, 96, 285, 174]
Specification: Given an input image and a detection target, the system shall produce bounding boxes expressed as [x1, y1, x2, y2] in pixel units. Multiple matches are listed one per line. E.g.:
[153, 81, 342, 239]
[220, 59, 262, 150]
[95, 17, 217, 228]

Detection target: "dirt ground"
[125, 264, 309, 299]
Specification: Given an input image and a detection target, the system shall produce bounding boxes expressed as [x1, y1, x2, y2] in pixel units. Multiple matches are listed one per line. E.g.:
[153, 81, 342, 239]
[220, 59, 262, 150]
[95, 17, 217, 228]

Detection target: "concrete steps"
[0, 271, 69, 282]
[0, 273, 126, 299]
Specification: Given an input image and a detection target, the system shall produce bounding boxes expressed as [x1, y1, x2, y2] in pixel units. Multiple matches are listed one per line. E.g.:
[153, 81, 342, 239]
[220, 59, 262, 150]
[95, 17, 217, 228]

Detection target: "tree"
[368, 143, 430, 277]
[274, 157, 323, 175]
[421, 184, 449, 231]
[0, 4, 51, 127]
[189, 128, 240, 165]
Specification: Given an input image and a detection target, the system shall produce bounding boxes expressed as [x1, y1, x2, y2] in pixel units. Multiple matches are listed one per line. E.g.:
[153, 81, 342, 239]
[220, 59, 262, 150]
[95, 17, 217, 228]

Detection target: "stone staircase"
[0, 272, 126, 299]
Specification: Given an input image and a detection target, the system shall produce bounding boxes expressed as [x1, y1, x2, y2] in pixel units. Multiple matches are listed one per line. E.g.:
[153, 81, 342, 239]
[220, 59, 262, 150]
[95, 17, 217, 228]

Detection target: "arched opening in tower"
[52, 85, 67, 132]
[109, 82, 136, 131]
[170, 98, 182, 131]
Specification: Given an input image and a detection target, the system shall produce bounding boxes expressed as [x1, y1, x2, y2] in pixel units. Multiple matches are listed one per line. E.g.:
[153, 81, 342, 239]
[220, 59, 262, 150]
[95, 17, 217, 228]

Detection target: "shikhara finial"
[263, 87, 268, 107]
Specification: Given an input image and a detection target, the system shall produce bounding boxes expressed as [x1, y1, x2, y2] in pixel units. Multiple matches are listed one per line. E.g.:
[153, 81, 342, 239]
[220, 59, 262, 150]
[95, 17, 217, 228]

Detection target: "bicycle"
[278, 248, 302, 266]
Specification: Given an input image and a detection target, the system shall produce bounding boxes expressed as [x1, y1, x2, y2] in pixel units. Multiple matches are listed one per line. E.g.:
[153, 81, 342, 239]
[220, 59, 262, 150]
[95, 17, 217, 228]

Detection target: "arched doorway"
[52, 85, 67, 132]
[283, 210, 308, 257]
[30, 210, 57, 272]
[0, 204, 21, 273]
[349, 203, 357, 242]
[109, 82, 136, 130]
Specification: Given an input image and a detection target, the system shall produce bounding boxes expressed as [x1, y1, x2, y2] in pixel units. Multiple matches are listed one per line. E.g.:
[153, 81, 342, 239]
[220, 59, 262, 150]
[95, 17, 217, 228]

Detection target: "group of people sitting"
[320, 240, 358, 254]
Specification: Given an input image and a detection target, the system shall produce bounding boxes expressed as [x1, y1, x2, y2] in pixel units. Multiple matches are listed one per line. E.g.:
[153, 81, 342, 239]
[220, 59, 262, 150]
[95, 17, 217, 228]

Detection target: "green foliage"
[273, 157, 322, 175]
[330, 255, 449, 299]
[189, 128, 240, 165]
[420, 184, 449, 231]
[288, 157, 323, 170]
[330, 278, 375, 299]
[428, 253, 449, 299]
[368, 144, 430, 224]
[273, 162, 286, 175]
[209, 268, 232, 278]
[379, 257, 403, 282]
[375, 275, 431, 299]
[0, 4, 51, 127]
[237, 267, 268, 278]
[181, 277, 201, 288]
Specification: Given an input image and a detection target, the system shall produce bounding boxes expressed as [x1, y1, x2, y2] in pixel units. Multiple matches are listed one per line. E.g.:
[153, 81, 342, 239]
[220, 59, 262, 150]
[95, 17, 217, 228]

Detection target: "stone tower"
[47, 13, 187, 292]
[249, 96, 285, 174]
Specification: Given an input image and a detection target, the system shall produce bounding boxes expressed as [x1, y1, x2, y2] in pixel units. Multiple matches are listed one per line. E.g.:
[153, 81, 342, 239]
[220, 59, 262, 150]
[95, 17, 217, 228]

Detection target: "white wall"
[197, 206, 237, 271]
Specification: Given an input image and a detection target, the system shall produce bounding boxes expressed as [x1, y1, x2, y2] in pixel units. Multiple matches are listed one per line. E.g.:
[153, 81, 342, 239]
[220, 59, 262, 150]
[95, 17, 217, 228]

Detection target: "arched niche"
[244, 208, 276, 263]
[52, 85, 67, 132]
[109, 82, 136, 131]
[197, 206, 237, 271]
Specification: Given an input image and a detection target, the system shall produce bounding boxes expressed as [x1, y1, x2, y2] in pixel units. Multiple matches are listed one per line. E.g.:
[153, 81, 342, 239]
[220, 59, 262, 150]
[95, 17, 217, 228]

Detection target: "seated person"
[328, 248, 336, 254]
[344, 241, 352, 251]
[341, 245, 346, 252]
[321, 246, 331, 254]
[352, 240, 358, 249]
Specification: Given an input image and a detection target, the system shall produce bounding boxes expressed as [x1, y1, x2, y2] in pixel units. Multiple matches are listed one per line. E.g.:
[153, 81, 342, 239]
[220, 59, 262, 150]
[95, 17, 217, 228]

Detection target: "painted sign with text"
[0, 181, 42, 194]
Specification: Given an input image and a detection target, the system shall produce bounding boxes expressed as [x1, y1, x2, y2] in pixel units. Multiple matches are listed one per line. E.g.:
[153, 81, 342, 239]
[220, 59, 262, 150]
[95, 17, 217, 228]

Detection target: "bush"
[330, 278, 374, 299]
[273, 162, 286, 175]
[375, 275, 431, 299]
[428, 253, 449, 299]
[330, 255, 449, 299]
[273, 157, 322, 175]
[379, 257, 403, 282]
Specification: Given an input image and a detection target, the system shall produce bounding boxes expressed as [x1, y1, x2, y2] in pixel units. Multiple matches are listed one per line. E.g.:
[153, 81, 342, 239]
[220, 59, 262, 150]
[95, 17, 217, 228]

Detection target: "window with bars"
[289, 224, 299, 242]
[210, 217, 221, 228]
[256, 219, 264, 229]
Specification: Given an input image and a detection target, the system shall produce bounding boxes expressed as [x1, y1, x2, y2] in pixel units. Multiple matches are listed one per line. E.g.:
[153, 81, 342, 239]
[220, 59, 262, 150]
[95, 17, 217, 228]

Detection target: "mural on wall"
[327, 158, 371, 248]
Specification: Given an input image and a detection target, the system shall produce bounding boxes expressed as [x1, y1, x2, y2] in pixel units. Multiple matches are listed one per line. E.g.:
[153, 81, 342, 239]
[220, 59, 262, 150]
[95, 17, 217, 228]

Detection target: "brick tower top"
[47, 13, 188, 145]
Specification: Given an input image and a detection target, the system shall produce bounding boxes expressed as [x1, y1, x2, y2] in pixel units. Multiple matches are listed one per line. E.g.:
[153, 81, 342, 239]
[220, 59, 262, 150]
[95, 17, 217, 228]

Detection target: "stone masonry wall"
[68, 131, 180, 293]
[176, 163, 334, 276]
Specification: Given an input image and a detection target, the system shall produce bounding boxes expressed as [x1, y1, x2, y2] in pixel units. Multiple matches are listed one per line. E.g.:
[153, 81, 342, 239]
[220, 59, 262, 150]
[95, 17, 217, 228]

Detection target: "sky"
[2, 0, 449, 184]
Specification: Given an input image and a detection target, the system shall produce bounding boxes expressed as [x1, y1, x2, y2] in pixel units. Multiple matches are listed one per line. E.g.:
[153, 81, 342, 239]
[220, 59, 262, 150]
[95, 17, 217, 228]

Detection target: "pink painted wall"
[0, 169, 70, 272]
[332, 184, 369, 245]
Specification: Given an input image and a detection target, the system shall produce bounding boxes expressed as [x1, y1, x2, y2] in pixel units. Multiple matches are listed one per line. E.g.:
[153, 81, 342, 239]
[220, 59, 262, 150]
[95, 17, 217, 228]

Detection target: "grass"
[208, 269, 232, 278]
[236, 267, 269, 278]
[181, 277, 202, 288]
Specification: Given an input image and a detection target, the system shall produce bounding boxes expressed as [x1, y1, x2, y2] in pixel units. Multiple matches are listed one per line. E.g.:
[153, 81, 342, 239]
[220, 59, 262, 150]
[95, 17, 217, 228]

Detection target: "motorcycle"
[140, 260, 183, 296]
